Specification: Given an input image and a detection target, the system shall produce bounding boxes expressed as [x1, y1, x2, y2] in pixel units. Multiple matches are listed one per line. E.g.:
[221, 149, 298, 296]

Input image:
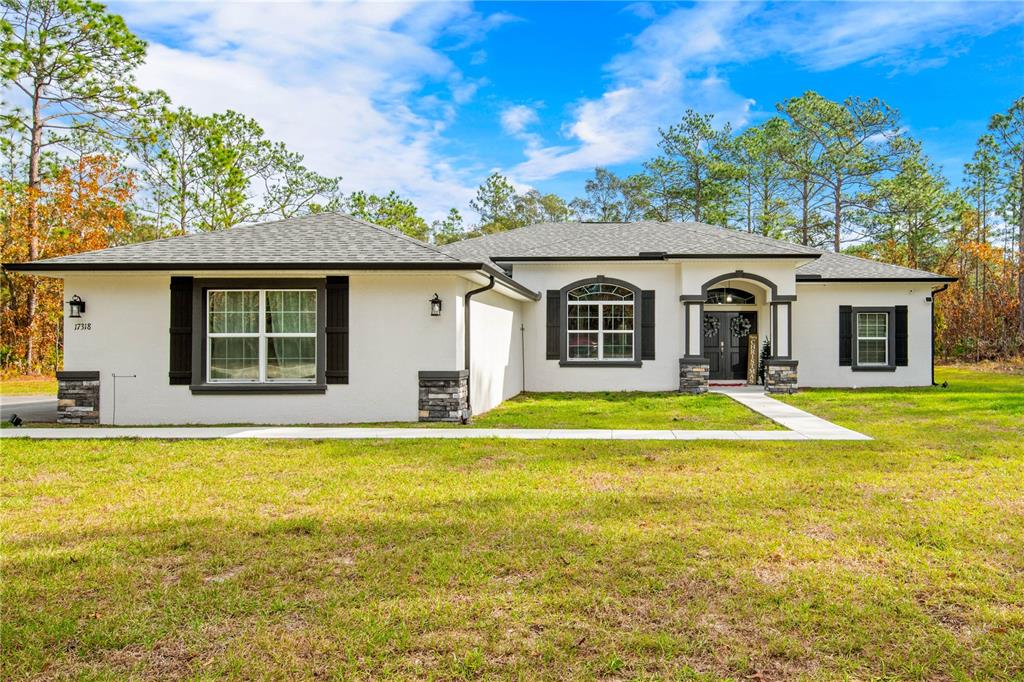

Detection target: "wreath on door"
[730, 316, 752, 338]
[703, 315, 720, 338]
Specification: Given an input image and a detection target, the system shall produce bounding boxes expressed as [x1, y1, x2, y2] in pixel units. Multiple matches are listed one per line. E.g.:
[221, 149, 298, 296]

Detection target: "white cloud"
[509, 0, 1024, 181]
[113, 0, 509, 220]
[500, 104, 539, 136]
[761, 1, 1024, 73]
[512, 3, 756, 181]
[622, 3, 656, 21]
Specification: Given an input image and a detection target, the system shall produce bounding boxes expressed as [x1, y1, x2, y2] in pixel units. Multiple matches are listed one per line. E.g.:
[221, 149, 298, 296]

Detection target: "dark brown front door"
[704, 312, 756, 380]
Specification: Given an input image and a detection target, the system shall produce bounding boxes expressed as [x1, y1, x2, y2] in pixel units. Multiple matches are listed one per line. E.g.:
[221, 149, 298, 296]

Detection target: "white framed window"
[207, 289, 317, 383]
[566, 283, 635, 361]
[856, 312, 888, 366]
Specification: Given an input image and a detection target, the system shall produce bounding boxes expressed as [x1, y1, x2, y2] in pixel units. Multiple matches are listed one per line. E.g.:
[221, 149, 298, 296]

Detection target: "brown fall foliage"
[1, 155, 135, 373]
[936, 240, 1022, 360]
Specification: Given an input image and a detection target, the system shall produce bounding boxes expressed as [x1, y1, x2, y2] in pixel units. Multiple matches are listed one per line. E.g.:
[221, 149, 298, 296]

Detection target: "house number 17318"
[73, 322, 92, 331]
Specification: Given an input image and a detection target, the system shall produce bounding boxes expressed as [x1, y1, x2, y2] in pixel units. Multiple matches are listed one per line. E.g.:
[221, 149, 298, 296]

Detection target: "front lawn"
[0, 374, 57, 396]
[2, 368, 1022, 679]
[470, 391, 775, 429]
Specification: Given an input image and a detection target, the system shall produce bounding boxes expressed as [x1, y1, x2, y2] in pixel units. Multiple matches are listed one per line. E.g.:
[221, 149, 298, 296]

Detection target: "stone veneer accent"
[418, 370, 469, 422]
[765, 360, 799, 394]
[679, 358, 709, 394]
[56, 371, 100, 424]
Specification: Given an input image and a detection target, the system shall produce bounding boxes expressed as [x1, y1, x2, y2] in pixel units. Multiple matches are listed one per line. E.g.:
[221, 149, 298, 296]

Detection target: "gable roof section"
[441, 220, 822, 261]
[440, 221, 954, 282]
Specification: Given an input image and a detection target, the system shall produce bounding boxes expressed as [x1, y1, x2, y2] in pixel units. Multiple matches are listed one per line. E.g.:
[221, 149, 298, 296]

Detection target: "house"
[6, 213, 955, 425]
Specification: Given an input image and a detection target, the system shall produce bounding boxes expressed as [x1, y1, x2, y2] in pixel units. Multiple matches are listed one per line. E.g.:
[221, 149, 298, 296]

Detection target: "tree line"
[1, 0, 1021, 372]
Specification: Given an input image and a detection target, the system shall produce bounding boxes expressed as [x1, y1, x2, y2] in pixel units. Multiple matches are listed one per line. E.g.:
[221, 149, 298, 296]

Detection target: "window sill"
[189, 383, 327, 394]
[851, 366, 896, 372]
[558, 360, 643, 368]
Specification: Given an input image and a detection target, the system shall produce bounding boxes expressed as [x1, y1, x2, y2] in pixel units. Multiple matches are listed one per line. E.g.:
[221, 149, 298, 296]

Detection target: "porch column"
[770, 301, 791, 359]
[682, 301, 704, 358]
[679, 300, 709, 394]
[767, 301, 798, 394]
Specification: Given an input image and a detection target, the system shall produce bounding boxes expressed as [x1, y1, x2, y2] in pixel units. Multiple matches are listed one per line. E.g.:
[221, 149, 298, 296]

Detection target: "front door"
[704, 312, 756, 380]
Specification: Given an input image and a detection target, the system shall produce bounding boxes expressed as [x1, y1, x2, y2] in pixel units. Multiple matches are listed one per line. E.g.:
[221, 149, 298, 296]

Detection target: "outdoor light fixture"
[429, 293, 443, 317]
[67, 294, 86, 318]
[725, 280, 733, 303]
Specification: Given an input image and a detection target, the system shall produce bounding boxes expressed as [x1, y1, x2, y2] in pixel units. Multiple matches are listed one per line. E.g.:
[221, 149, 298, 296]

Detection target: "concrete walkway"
[1, 389, 869, 441]
[710, 386, 870, 440]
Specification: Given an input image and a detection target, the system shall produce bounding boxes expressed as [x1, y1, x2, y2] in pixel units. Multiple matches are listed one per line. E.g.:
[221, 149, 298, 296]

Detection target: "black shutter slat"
[895, 305, 908, 366]
[546, 290, 560, 360]
[169, 277, 193, 384]
[640, 290, 655, 360]
[839, 305, 852, 366]
[326, 276, 349, 384]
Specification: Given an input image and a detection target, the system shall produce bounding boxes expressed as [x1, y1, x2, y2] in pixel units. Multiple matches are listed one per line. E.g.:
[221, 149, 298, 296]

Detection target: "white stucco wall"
[58, 264, 938, 425]
[61, 272, 468, 424]
[679, 258, 805, 299]
[793, 282, 935, 387]
[467, 287, 523, 415]
[512, 262, 683, 392]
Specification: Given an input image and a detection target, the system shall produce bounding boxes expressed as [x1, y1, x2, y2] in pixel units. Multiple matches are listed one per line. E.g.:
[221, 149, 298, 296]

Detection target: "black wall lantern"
[429, 293, 443, 317]
[67, 294, 86, 318]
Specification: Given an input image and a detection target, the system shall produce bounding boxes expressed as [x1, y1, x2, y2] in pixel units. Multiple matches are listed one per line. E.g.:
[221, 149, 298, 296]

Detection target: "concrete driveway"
[1, 395, 57, 423]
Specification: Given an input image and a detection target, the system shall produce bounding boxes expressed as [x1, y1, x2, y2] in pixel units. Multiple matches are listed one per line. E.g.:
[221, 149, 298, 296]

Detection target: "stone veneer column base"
[418, 370, 469, 422]
[679, 358, 710, 395]
[56, 371, 100, 424]
[765, 360, 799, 394]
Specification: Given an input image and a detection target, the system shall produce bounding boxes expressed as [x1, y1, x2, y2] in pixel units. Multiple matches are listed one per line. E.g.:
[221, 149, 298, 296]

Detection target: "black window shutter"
[839, 305, 852, 366]
[325, 276, 349, 384]
[169, 277, 194, 385]
[895, 305, 908, 366]
[640, 290, 655, 360]
[546, 290, 560, 360]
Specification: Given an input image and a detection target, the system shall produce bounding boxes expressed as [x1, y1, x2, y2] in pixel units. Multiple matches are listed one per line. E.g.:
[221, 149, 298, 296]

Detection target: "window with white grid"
[856, 312, 888, 366]
[566, 283, 635, 361]
[207, 289, 317, 383]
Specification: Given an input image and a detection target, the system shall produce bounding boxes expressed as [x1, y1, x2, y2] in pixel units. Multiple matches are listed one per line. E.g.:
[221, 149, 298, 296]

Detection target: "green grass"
[469, 391, 775, 429]
[2, 368, 1022, 679]
[1, 391, 776, 430]
[0, 375, 56, 396]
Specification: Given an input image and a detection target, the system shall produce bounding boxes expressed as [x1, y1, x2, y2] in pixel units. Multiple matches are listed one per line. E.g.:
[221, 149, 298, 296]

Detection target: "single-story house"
[6, 213, 955, 425]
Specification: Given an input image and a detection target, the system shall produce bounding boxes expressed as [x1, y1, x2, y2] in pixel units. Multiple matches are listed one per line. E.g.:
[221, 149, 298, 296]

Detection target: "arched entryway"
[680, 270, 793, 385]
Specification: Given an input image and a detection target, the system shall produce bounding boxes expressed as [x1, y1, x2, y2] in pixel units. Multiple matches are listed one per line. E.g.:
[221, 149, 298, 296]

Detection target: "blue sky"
[111, 1, 1024, 220]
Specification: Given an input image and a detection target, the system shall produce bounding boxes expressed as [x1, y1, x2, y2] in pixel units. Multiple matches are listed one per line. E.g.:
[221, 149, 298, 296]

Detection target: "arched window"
[706, 287, 755, 305]
[566, 282, 635, 360]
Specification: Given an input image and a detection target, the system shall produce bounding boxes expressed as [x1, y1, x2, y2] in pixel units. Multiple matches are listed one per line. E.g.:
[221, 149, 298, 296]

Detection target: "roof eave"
[490, 253, 820, 262]
[796, 275, 958, 283]
[3, 261, 480, 273]
[2, 260, 543, 301]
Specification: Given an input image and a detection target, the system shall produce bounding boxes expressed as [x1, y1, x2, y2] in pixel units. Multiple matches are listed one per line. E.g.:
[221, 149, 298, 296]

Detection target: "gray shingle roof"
[440, 221, 952, 281]
[795, 250, 954, 281]
[10, 213, 464, 268]
[441, 220, 822, 260]
[7, 214, 953, 283]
